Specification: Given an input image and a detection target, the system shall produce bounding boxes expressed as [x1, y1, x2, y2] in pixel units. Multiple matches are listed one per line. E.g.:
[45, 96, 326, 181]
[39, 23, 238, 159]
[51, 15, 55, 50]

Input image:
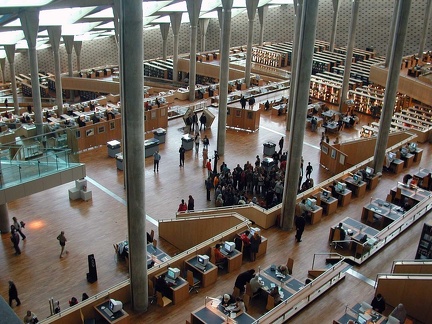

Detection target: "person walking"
[305, 162, 313, 179]
[179, 145, 186, 167]
[153, 150, 161, 172]
[199, 112, 207, 130]
[279, 136, 284, 153]
[194, 133, 200, 156]
[188, 195, 195, 211]
[9, 281, 21, 307]
[202, 135, 210, 150]
[10, 226, 21, 255]
[206, 159, 212, 177]
[12, 217, 26, 240]
[205, 176, 212, 201]
[57, 231, 67, 258]
[191, 112, 198, 132]
[295, 213, 306, 242]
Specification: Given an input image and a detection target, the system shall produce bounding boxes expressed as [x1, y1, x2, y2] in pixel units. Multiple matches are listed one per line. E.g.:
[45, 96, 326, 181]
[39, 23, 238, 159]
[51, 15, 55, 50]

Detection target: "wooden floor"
[1, 100, 431, 324]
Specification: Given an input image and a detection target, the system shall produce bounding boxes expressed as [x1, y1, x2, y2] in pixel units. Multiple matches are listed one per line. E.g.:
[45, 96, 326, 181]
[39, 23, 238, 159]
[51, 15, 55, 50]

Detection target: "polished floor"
[1, 97, 431, 323]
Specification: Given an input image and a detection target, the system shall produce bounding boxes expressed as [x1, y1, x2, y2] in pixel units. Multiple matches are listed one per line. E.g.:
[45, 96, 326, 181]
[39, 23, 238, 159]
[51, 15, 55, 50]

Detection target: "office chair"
[156, 291, 172, 307]
[187, 270, 200, 294]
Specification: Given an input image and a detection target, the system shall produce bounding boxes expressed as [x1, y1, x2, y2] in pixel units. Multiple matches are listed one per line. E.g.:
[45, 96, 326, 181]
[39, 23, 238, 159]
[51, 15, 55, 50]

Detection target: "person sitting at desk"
[402, 174, 413, 185]
[77, 117, 86, 127]
[221, 293, 235, 307]
[231, 297, 246, 315]
[264, 100, 270, 111]
[234, 269, 255, 294]
[336, 223, 347, 241]
[91, 114, 100, 124]
[155, 274, 173, 298]
[269, 286, 281, 304]
[213, 244, 228, 268]
[371, 293, 386, 313]
[389, 303, 407, 323]
[277, 265, 289, 276]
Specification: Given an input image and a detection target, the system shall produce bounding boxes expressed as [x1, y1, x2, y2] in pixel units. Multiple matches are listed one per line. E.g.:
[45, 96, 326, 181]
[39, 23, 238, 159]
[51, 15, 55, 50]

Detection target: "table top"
[334, 217, 379, 238]
[186, 256, 216, 273]
[257, 274, 292, 300]
[344, 176, 365, 187]
[192, 301, 256, 324]
[94, 300, 129, 323]
[319, 193, 338, 204]
[364, 198, 405, 221]
[391, 184, 432, 202]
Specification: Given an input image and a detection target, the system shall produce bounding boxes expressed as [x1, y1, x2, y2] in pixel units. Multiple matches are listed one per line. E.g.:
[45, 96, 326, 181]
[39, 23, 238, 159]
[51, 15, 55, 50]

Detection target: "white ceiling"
[0, 0, 294, 56]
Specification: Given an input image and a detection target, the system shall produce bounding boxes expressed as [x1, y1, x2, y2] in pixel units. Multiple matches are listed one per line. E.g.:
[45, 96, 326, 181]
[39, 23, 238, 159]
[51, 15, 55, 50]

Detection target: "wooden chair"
[152, 238, 158, 249]
[245, 282, 260, 299]
[331, 228, 343, 249]
[265, 294, 275, 311]
[243, 294, 250, 311]
[156, 291, 172, 307]
[148, 279, 156, 304]
[286, 257, 294, 275]
[80, 308, 96, 324]
[150, 229, 155, 241]
[232, 286, 241, 298]
[187, 270, 200, 294]
[386, 194, 393, 203]
[209, 247, 216, 264]
[367, 212, 383, 227]
[394, 187, 402, 205]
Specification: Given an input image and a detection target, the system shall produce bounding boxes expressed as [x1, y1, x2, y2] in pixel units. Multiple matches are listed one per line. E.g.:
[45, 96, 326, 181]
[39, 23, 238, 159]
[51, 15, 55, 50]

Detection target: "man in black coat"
[9, 281, 21, 307]
[295, 213, 306, 242]
[179, 145, 186, 167]
[234, 269, 255, 293]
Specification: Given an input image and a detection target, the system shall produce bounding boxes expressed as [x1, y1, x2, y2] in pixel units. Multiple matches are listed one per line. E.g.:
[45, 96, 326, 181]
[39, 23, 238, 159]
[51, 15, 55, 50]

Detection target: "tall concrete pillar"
[245, 0, 259, 88]
[217, 0, 233, 157]
[4, 45, 20, 115]
[170, 12, 182, 82]
[287, 0, 303, 132]
[159, 23, 170, 60]
[199, 18, 210, 52]
[118, 0, 147, 311]
[0, 204, 10, 234]
[74, 41, 83, 72]
[418, 0, 432, 59]
[63, 35, 75, 101]
[385, 0, 399, 68]
[338, 0, 360, 113]
[373, 0, 411, 174]
[281, 0, 319, 231]
[19, 9, 43, 133]
[329, 0, 340, 52]
[0, 58, 5, 85]
[186, 0, 202, 102]
[258, 5, 268, 46]
[47, 26, 64, 114]
[112, 3, 120, 46]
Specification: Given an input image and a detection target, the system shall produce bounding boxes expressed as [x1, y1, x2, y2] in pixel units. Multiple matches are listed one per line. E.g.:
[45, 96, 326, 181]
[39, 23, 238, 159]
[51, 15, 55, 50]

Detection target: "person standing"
[295, 213, 306, 242]
[57, 231, 67, 258]
[194, 133, 200, 156]
[240, 95, 247, 109]
[371, 293, 386, 313]
[12, 217, 26, 240]
[8, 281, 21, 307]
[206, 159, 212, 177]
[23, 310, 38, 323]
[177, 199, 187, 212]
[153, 151, 161, 172]
[10, 226, 21, 255]
[248, 96, 255, 109]
[279, 137, 284, 153]
[179, 145, 186, 167]
[202, 148, 208, 168]
[199, 112, 207, 130]
[202, 135, 210, 150]
[205, 176, 212, 201]
[191, 112, 198, 132]
[305, 162, 313, 179]
[188, 195, 195, 211]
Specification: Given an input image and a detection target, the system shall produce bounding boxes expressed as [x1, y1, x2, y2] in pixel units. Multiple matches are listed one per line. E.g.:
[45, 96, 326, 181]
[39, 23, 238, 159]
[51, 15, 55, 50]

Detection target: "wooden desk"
[94, 300, 129, 324]
[390, 158, 404, 174]
[401, 152, 415, 168]
[191, 299, 256, 324]
[335, 188, 352, 207]
[413, 147, 423, 162]
[262, 266, 305, 294]
[344, 176, 367, 198]
[361, 198, 405, 229]
[365, 174, 379, 190]
[225, 249, 243, 273]
[318, 194, 338, 215]
[237, 231, 268, 258]
[185, 256, 218, 288]
[309, 205, 323, 224]
[390, 184, 432, 205]
[161, 272, 189, 304]
[413, 168, 431, 190]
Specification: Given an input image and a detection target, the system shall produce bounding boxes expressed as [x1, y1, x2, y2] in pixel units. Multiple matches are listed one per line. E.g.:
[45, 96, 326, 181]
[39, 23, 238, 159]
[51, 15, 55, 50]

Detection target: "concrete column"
[159, 23, 170, 60]
[217, 7, 224, 87]
[19, 9, 43, 134]
[281, 0, 319, 231]
[385, 0, 399, 68]
[287, 0, 303, 132]
[186, 0, 202, 102]
[418, 0, 432, 59]
[74, 41, 83, 72]
[373, 0, 411, 174]
[112, 3, 120, 45]
[329, 0, 340, 52]
[338, 0, 360, 113]
[258, 5, 268, 46]
[0, 58, 5, 85]
[0, 203, 10, 234]
[47, 26, 64, 114]
[118, 0, 147, 311]
[245, 0, 259, 88]
[199, 18, 210, 52]
[217, 0, 233, 157]
[170, 12, 182, 82]
[4, 45, 20, 115]
[63, 35, 75, 100]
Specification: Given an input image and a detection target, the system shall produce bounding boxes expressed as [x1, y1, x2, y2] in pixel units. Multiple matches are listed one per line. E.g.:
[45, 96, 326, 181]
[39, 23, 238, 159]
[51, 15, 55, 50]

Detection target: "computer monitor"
[336, 182, 346, 193]
[366, 166, 374, 176]
[386, 315, 400, 324]
[167, 267, 180, 280]
[356, 313, 370, 324]
[409, 142, 417, 152]
[400, 147, 408, 156]
[322, 189, 330, 198]
[359, 301, 373, 313]
[197, 255, 209, 267]
[353, 174, 360, 183]
[224, 241, 235, 253]
[388, 152, 396, 162]
[108, 299, 123, 313]
[306, 198, 316, 209]
[250, 227, 261, 236]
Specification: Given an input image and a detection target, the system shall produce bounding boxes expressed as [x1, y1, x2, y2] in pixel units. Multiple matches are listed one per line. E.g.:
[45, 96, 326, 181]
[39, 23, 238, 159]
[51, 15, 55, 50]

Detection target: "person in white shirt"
[249, 274, 263, 294]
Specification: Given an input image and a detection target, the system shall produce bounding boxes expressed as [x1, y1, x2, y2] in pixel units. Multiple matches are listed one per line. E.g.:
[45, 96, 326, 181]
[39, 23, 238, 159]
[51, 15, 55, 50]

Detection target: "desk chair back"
[156, 291, 172, 307]
[266, 294, 275, 311]
[187, 270, 200, 294]
[245, 282, 260, 299]
[150, 229, 155, 241]
[332, 228, 344, 249]
[234, 236, 243, 252]
[152, 238, 157, 249]
[232, 286, 241, 298]
[80, 308, 96, 324]
[243, 294, 250, 310]
[210, 247, 216, 264]
[286, 257, 294, 275]
[386, 194, 393, 203]
[395, 187, 402, 204]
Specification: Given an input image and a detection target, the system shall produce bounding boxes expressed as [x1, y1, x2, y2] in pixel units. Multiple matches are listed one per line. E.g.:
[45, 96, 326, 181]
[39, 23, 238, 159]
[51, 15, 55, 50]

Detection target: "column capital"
[4, 44, 16, 63]
[74, 41, 83, 57]
[246, 0, 259, 21]
[186, 0, 202, 27]
[170, 12, 183, 35]
[47, 26, 62, 51]
[63, 35, 75, 54]
[159, 23, 170, 40]
[19, 9, 40, 49]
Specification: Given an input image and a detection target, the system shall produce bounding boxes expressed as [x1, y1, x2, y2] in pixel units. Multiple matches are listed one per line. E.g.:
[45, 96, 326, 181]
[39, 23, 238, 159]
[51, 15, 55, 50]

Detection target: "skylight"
[0, 0, 53, 7]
